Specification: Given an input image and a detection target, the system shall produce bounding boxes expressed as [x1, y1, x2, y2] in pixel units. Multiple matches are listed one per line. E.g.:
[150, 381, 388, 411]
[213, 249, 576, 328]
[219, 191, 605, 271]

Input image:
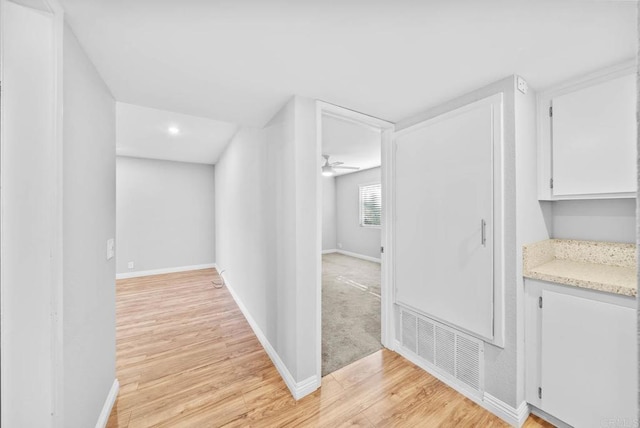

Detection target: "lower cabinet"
[525, 279, 637, 427]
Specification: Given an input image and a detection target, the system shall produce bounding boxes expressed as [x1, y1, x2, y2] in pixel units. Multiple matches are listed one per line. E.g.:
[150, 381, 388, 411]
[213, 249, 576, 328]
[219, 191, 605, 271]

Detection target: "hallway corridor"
[107, 269, 550, 427]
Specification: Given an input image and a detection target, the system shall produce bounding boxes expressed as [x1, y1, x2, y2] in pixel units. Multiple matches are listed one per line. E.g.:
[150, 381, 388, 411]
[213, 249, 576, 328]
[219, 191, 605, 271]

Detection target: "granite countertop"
[523, 239, 637, 297]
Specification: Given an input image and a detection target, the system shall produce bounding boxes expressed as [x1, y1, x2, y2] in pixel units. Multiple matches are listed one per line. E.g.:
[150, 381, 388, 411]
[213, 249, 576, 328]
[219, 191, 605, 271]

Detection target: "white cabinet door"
[394, 94, 501, 341]
[541, 290, 637, 428]
[551, 73, 636, 196]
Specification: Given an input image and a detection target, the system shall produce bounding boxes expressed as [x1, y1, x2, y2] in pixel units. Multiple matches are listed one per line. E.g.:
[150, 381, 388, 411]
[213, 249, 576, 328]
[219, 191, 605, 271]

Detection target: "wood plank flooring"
[107, 268, 553, 427]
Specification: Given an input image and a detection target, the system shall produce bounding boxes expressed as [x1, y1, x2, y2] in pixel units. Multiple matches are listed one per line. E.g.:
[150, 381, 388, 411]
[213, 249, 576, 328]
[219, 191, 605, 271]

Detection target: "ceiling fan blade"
[330, 162, 344, 167]
[333, 165, 360, 170]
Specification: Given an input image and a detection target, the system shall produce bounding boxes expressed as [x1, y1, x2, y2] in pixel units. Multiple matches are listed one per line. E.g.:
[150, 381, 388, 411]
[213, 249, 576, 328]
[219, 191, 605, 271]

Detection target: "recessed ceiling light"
[168, 126, 180, 135]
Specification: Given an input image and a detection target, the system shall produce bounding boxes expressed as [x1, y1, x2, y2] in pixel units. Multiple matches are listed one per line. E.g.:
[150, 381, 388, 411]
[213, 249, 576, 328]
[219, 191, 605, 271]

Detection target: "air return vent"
[435, 326, 456, 375]
[400, 308, 484, 394]
[456, 335, 481, 390]
[401, 310, 417, 353]
[417, 318, 435, 363]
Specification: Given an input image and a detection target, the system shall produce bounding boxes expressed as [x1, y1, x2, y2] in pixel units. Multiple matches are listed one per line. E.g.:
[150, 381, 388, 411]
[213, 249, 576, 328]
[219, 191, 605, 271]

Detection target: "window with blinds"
[359, 183, 381, 227]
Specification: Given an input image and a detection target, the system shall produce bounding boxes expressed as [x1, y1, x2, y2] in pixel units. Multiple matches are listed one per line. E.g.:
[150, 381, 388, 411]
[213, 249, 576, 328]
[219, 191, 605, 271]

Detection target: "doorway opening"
[316, 102, 393, 378]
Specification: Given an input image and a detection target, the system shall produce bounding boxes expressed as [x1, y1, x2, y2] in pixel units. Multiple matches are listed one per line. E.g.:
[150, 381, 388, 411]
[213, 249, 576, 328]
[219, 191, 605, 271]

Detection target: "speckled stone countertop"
[523, 239, 637, 297]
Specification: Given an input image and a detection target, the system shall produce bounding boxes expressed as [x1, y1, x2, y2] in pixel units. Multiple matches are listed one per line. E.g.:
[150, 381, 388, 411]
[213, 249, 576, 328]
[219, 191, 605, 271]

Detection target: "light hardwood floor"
[107, 268, 552, 427]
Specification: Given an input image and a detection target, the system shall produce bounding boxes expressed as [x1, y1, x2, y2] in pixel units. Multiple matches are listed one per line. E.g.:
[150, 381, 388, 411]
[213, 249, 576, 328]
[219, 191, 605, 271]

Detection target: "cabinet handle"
[481, 219, 486, 247]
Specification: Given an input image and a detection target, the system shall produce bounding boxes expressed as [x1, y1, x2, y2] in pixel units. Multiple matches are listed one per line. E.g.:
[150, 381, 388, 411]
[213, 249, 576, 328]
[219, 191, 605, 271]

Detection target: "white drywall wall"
[514, 81, 552, 405]
[215, 96, 319, 391]
[335, 167, 382, 260]
[551, 199, 635, 243]
[63, 24, 117, 428]
[115, 157, 216, 274]
[322, 176, 337, 250]
[292, 96, 320, 380]
[215, 126, 276, 342]
[1, 2, 56, 425]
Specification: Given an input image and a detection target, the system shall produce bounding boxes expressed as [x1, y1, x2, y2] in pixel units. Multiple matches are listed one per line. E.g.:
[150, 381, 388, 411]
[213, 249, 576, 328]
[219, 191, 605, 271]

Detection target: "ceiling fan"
[321, 155, 360, 177]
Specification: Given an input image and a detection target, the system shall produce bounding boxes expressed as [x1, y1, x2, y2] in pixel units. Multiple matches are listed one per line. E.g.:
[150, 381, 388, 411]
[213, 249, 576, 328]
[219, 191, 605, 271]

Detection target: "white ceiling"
[322, 115, 381, 176]
[116, 102, 238, 164]
[60, 1, 636, 129]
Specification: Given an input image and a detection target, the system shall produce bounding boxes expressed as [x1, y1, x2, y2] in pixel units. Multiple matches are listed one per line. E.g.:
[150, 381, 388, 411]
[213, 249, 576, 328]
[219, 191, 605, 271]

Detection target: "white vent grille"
[435, 326, 456, 375]
[417, 318, 435, 363]
[401, 310, 417, 353]
[455, 335, 481, 390]
[400, 308, 484, 394]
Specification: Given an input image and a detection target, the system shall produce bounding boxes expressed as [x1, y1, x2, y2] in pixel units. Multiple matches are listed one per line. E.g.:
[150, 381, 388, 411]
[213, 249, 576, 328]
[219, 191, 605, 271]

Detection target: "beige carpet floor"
[322, 252, 382, 376]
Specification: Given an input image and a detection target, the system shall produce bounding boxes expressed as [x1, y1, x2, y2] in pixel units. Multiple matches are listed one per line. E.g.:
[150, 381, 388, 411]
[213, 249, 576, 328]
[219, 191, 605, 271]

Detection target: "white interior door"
[394, 95, 501, 340]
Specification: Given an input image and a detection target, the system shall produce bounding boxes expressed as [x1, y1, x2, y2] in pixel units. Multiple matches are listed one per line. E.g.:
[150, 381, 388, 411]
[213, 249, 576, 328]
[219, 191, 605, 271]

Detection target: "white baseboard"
[483, 393, 530, 427]
[529, 405, 571, 428]
[116, 263, 216, 279]
[221, 269, 319, 400]
[95, 379, 119, 428]
[395, 340, 528, 427]
[321, 249, 337, 254]
[335, 249, 381, 263]
[295, 374, 321, 398]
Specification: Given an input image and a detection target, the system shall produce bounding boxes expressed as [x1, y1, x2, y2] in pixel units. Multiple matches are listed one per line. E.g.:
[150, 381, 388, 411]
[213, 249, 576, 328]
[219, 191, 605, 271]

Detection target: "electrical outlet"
[106, 238, 115, 260]
[517, 76, 528, 94]
[337, 243, 343, 249]
[128, 261, 134, 269]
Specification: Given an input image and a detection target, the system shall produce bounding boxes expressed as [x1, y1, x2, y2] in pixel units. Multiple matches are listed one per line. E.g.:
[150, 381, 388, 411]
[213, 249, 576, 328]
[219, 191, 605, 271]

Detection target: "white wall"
[116, 157, 216, 275]
[322, 176, 337, 250]
[335, 167, 382, 260]
[1, 4, 117, 426]
[292, 96, 320, 380]
[395, 76, 539, 409]
[550, 199, 635, 243]
[514, 82, 552, 406]
[63, 24, 117, 428]
[1, 2, 57, 425]
[215, 126, 277, 341]
[215, 96, 319, 392]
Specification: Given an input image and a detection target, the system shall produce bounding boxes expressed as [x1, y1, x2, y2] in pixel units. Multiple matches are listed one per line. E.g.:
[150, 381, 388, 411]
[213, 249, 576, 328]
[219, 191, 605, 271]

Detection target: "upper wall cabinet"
[538, 62, 637, 200]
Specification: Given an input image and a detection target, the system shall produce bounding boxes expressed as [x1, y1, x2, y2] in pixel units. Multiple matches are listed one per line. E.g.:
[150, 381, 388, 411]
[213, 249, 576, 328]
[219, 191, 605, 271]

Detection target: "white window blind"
[359, 183, 381, 227]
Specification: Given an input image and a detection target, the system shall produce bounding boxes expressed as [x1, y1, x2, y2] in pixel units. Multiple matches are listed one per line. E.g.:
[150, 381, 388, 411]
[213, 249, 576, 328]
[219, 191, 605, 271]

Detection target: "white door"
[394, 94, 501, 341]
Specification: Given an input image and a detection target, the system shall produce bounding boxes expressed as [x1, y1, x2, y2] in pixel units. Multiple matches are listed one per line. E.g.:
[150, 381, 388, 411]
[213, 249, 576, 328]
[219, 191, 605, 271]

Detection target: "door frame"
[315, 101, 394, 380]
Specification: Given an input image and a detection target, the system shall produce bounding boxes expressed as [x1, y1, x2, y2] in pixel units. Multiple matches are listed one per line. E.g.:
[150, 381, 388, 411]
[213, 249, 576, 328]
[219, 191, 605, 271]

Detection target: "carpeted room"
[320, 112, 385, 376]
[322, 252, 382, 375]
